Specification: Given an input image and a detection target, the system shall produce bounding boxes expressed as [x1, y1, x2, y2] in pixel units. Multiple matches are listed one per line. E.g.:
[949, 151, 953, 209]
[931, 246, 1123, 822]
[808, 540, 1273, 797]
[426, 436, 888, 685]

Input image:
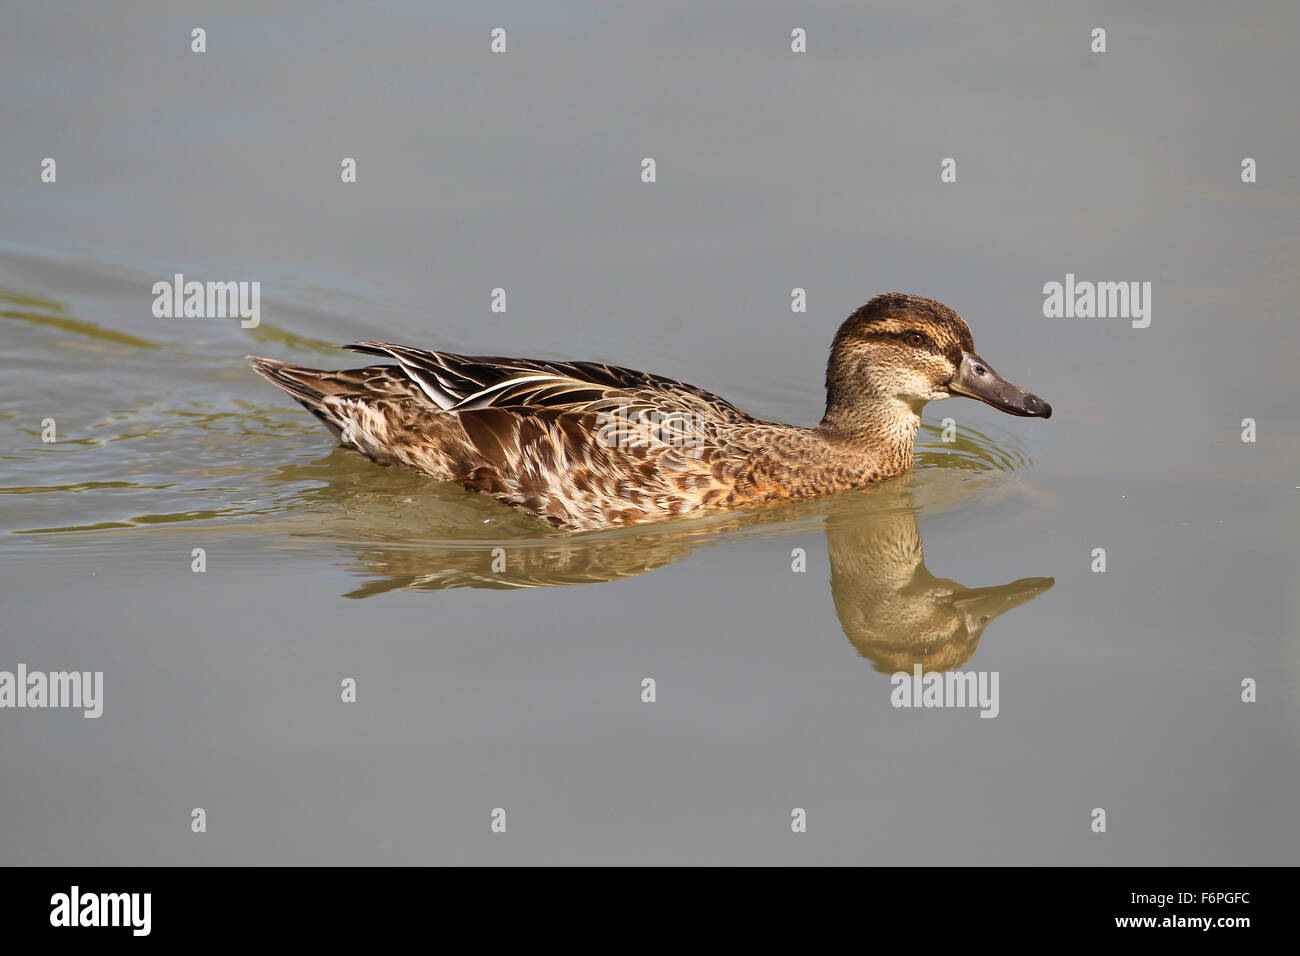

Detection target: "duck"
[248, 293, 1050, 532]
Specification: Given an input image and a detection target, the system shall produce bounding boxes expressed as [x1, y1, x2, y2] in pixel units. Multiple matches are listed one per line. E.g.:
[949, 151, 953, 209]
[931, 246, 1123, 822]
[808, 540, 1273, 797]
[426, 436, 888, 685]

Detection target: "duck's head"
[821, 293, 1051, 433]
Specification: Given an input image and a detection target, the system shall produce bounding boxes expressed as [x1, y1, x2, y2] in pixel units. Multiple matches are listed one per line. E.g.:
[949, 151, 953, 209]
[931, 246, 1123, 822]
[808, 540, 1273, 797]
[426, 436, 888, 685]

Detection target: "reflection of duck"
[825, 510, 1051, 673]
[249, 294, 1050, 531]
[323, 480, 1050, 674]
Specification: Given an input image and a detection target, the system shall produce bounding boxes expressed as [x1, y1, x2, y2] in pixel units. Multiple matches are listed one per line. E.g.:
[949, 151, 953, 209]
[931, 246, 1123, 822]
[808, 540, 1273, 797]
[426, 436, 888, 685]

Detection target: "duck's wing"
[343, 342, 759, 424]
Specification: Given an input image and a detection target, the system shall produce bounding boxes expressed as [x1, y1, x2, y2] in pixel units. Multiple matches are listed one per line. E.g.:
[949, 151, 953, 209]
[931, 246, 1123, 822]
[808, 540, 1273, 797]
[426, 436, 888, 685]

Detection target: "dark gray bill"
[948, 352, 1052, 418]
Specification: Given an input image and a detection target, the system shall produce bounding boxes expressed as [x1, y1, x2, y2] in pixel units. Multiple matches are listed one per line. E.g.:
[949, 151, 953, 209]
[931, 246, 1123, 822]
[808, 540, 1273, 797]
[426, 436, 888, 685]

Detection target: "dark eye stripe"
[850, 330, 944, 353]
[900, 331, 940, 351]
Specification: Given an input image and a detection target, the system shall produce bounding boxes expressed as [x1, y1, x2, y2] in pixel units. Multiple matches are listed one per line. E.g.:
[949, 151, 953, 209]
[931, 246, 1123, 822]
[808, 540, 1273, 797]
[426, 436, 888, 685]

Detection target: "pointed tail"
[247, 355, 347, 437]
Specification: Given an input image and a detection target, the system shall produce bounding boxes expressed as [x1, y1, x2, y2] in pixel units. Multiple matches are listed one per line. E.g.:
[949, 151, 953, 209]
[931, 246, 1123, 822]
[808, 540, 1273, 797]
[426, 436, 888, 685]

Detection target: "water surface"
[2, 0, 1297, 865]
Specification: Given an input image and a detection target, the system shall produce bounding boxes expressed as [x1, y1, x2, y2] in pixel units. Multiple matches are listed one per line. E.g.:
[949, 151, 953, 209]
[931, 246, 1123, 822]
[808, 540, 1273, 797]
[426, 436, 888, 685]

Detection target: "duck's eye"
[905, 332, 926, 347]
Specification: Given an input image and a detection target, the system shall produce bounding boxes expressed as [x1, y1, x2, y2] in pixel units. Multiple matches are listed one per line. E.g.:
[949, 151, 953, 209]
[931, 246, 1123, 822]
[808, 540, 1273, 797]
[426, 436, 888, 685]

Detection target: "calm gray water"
[2, 1, 1297, 865]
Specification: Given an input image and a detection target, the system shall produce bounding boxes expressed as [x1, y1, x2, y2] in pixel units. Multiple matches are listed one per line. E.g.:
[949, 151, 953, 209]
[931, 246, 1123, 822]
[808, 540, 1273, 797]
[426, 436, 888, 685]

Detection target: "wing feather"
[342, 342, 758, 424]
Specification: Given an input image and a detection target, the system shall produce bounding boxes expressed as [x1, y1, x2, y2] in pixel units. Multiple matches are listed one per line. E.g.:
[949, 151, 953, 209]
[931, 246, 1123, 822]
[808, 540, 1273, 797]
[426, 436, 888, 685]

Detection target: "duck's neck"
[814, 398, 923, 479]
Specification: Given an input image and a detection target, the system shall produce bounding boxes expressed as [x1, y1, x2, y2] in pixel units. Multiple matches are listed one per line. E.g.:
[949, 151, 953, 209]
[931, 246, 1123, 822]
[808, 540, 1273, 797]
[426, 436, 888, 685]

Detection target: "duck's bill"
[953, 576, 1055, 626]
[947, 352, 1052, 418]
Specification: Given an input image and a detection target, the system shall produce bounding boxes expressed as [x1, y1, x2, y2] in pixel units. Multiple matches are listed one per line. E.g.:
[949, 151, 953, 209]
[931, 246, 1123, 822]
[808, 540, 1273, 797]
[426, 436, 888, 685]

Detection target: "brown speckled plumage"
[249, 294, 1050, 532]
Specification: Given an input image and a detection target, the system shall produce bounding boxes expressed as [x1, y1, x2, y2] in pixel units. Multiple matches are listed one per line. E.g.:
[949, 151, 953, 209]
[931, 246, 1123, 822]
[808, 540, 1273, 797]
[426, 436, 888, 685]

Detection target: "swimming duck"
[249, 293, 1050, 531]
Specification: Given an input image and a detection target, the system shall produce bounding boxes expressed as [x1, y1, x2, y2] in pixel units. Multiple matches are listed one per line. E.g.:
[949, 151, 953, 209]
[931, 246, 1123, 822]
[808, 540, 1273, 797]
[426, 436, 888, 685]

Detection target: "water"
[2, 0, 1297, 865]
